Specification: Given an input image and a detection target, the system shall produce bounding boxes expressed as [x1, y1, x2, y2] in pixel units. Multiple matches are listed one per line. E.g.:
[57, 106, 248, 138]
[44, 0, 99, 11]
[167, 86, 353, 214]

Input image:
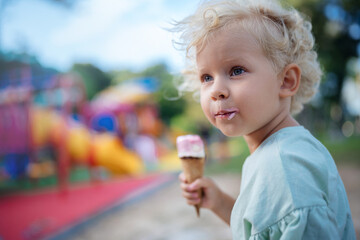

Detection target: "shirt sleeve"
[249, 205, 342, 240]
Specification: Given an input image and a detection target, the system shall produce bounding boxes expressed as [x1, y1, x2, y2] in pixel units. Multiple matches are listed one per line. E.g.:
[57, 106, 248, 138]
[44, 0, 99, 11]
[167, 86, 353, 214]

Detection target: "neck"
[243, 112, 299, 154]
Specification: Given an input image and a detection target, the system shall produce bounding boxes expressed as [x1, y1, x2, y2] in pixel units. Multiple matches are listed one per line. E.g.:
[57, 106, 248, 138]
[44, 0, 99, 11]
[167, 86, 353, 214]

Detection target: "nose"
[210, 78, 229, 101]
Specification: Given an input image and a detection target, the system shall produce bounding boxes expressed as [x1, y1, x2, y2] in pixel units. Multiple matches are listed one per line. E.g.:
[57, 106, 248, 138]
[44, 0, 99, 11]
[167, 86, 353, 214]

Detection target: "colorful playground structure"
[0, 66, 181, 191]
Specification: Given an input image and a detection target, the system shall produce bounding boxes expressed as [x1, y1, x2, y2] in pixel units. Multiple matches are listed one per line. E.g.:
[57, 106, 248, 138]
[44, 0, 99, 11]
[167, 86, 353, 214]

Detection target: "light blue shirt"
[230, 126, 356, 239]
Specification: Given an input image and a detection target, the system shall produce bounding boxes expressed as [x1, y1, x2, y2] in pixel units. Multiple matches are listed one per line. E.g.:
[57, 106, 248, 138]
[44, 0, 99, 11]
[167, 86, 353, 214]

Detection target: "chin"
[219, 128, 242, 137]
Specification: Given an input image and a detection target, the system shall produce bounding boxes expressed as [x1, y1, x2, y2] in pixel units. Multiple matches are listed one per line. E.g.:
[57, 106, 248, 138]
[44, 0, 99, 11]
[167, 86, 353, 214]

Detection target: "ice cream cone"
[176, 135, 205, 217]
[181, 157, 205, 217]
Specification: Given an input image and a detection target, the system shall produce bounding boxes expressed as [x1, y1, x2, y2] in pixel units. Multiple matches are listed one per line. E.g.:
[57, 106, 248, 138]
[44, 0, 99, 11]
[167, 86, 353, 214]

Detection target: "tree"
[71, 63, 111, 100]
[287, 0, 360, 133]
[140, 63, 187, 125]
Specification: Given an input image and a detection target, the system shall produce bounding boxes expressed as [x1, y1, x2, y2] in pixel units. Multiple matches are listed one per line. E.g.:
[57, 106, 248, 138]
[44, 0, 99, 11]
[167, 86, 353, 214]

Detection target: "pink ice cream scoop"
[176, 135, 205, 158]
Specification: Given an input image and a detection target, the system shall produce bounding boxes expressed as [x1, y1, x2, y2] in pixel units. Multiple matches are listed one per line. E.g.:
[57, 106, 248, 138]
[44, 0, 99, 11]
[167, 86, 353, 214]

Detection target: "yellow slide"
[31, 107, 144, 175]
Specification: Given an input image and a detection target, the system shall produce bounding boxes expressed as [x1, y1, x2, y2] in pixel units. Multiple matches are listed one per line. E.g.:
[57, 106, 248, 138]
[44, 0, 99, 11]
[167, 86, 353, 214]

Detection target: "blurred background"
[0, 0, 359, 239]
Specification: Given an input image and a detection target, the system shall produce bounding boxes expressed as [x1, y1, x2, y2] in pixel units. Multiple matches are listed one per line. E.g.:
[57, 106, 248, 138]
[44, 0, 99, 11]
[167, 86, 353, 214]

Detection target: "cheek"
[233, 87, 268, 118]
[200, 94, 215, 123]
[200, 95, 209, 115]
[240, 81, 276, 104]
[238, 85, 279, 119]
[233, 88, 256, 109]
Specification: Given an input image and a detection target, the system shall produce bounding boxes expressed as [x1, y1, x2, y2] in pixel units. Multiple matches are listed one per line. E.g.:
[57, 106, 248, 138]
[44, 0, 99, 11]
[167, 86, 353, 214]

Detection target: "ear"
[279, 64, 301, 98]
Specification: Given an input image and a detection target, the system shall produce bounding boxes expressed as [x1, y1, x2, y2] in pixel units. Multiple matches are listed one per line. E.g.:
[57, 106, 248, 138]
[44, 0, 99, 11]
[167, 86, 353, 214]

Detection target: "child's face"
[196, 24, 284, 137]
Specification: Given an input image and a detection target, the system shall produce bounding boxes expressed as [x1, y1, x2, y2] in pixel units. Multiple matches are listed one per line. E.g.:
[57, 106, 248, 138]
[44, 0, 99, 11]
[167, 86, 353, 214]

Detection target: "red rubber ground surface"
[0, 173, 173, 240]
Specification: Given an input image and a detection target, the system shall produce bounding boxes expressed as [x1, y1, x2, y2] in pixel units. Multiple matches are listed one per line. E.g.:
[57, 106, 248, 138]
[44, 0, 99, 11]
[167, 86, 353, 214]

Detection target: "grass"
[204, 135, 360, 174]
[1, 136, 358, 194]
[321, 136, 360, 166]
[0, 165, 91, 195]
[205, 155, 246, 174]
[205, 137, 249, 174]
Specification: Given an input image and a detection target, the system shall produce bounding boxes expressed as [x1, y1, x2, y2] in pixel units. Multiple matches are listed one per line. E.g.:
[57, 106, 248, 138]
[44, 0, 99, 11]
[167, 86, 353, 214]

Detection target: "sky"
[0, 0, 201, 73]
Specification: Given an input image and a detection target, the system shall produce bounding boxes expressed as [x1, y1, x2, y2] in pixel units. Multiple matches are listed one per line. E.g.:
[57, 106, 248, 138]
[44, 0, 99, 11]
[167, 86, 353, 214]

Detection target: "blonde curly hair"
[172, 0, 322, 115]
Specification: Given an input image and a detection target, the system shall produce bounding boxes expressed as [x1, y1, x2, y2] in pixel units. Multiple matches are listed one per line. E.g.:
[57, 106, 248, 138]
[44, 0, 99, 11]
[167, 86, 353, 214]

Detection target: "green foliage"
[110, 69, 139, 84]
[294, 0, 359, 103]
[205, 137, 249, 174]
[146, 64, 187, 124]
[281, 0, 360, 133]
[205, 135, 360, 175]
[109, 63, 187, 125]
[157, 94, 186, 125]
[148, 64, 187, 124]
[0, 165, 91, 195]
[322, 136, 360, 165]
[141, 63, 172, 80]
[170, 114, 200, 133]
[205, 155, 246, 174]
[71, 63, 111, 100]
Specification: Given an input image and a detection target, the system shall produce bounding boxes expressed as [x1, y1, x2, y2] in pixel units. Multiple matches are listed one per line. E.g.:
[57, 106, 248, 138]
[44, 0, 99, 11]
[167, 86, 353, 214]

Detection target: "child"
[173, 0, 356, 239]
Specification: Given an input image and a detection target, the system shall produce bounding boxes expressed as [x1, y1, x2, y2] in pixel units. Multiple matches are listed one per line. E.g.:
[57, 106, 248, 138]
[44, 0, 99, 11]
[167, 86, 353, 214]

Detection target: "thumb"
[188, 178, 207, 191]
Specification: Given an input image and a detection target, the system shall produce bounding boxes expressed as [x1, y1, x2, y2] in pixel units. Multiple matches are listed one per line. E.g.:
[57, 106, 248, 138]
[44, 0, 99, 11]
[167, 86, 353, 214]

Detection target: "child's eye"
[201, 74, 213, 82]
[231, 67, 245, 76]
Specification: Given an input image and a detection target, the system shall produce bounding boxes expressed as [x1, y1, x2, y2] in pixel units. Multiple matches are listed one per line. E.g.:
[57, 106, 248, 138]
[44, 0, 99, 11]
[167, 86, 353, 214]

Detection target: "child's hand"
[179, 172, 221, 211]
[179, 172, 235, 225]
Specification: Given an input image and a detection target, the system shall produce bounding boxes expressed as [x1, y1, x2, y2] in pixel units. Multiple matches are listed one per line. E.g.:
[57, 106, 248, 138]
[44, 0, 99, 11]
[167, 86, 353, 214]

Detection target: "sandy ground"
[69, 165, 360, 240]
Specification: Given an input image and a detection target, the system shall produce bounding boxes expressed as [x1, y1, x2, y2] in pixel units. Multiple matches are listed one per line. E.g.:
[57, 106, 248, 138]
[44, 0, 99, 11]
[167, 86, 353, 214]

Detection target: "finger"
[182, 190, 200, 200]
[178, 173, 188, 183]
[180, 183, 199, 196]
[180, 182, 190, 191]
[188, 178, 206, 191]
[181, 182, 202, 192]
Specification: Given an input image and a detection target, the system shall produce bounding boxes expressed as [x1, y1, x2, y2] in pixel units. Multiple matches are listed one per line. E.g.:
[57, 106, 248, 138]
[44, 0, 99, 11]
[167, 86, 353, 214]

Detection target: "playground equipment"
[0, 66, 181, 191]
[31, 108, 144, 175]
[0, 71, 145, 185]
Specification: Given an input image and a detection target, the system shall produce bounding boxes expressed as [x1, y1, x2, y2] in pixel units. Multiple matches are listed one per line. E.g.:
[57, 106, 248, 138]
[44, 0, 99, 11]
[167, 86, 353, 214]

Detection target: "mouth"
[214, 108, 239, 120]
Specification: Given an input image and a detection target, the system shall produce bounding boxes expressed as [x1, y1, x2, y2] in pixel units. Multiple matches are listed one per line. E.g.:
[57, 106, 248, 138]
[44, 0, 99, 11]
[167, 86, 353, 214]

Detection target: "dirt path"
[68, 165, 360, 240]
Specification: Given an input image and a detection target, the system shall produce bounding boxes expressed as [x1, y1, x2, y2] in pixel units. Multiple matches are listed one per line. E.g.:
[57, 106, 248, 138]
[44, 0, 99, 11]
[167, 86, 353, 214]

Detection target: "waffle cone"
[181, 157, 205, 217]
